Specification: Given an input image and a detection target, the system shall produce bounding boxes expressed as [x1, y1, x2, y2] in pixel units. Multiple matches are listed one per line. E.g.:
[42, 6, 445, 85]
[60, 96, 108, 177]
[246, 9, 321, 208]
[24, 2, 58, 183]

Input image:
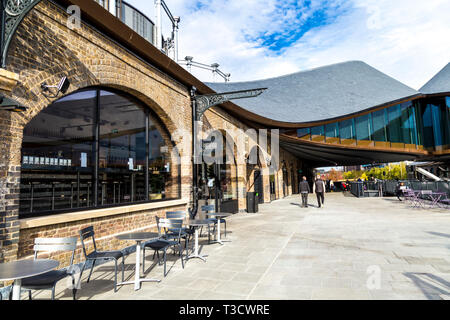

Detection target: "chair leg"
[51, 287, 55, 300]
[79, 261, 86, 287]
[114, 259, 118, 292]
[87, 260, 96, 283]
[71, 275, 77, 300]
[224, 220, 227, 237]
[143, 246, 146, 274]
[163, 249, 167, 277]
[179, 243, 184, 269]
[114, 259, 118, 293]
[29, 290, 32, 300]
[122, 256, 125, 282]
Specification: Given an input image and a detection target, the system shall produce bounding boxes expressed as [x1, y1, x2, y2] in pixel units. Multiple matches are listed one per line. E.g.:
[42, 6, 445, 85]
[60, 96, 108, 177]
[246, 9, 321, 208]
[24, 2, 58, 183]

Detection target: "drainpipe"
[190, 86, 198, 219]
[155, 0, 162, 50]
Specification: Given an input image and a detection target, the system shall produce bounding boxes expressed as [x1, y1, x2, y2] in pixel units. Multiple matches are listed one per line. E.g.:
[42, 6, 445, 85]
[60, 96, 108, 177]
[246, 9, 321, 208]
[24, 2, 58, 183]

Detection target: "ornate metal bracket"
[194, 87, 267, 121]
[1, 0, 43, 68]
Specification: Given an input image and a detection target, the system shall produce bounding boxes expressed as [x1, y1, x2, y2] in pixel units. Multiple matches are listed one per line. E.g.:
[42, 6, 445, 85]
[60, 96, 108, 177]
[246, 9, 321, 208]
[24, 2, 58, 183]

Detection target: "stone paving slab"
[21, 193, 450, 300]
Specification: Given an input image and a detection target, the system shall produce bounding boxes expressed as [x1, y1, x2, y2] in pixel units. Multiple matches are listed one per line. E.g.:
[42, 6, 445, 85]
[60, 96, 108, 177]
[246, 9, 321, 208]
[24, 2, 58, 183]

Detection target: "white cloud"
[126, 0, 450, 89]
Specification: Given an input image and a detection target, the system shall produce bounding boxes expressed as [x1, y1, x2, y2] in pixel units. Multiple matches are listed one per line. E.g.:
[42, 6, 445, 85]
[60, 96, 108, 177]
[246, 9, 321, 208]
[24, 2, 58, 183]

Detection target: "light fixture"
[0, 94, 28, 112]
[41, 76, 70, 98]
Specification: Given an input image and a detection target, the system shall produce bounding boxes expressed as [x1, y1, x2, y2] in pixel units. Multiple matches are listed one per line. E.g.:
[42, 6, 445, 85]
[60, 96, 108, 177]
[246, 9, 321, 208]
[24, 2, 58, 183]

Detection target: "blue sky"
[126, 0, 450, 89]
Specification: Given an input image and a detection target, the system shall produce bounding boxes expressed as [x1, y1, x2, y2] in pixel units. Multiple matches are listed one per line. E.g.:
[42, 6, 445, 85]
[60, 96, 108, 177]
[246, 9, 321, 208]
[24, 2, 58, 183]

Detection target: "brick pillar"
[0, 114, 23, 264]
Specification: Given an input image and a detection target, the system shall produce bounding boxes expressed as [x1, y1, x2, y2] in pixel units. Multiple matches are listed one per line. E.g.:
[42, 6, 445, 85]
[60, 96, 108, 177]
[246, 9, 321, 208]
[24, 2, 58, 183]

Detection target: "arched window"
[19, 89, 180, 218]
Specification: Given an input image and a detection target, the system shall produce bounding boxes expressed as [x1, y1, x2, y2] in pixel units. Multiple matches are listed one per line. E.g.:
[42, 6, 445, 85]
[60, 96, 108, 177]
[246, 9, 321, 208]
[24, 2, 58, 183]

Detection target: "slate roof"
[205, 61, 420, 124]
[420, 62, 450, 94]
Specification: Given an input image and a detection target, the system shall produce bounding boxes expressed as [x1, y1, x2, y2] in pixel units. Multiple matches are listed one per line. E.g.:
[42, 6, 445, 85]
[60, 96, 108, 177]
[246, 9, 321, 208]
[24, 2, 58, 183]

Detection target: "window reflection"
[98, 91, 146, 205]
[20, 89, 180, 218]
[339, 119, 356, 145]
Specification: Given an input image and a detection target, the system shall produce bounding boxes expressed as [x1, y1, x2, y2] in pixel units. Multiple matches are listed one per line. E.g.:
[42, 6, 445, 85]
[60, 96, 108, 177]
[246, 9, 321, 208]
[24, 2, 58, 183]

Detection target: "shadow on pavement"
[404, 272, 449, 300]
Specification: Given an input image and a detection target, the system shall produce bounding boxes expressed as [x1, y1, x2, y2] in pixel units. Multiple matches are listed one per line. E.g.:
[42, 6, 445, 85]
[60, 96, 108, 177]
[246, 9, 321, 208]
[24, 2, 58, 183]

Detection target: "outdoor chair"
[79, 226, 125, 293]
[21, 237, 78, 300]
[421, 190, 433, 208]
[166, 211, 192, 252]
[142, 217, 185, 277]
[202, 204, 227, 240]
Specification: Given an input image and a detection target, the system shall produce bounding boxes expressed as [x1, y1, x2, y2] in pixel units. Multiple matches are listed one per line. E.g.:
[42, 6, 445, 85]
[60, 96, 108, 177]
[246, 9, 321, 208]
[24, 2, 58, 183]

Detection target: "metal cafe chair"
[202, 204, 227, 240]
[420, 190, 433, 208]
[142, 217, 185, 277]
[79, 226, 125, 293]
[166, 211, 192, 252]
[21, 237, 78, 300]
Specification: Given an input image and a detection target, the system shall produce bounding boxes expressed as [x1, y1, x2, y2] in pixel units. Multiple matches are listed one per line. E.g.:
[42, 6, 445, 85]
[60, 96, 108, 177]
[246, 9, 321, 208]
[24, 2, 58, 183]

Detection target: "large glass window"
[98, 91, 146, 205]
[355, 114, 373, 146]
[387, 104, 403, 148]
[311, 125, 325, 142]
[325, 122, 339, 144]
[421, 104, 435, 149]
[297, 128, 311, 140]
[371, 109, 388, 147]
[19, 89, 180, 218]
[339, 119, 356, 145]
[20, 91, 97, 215]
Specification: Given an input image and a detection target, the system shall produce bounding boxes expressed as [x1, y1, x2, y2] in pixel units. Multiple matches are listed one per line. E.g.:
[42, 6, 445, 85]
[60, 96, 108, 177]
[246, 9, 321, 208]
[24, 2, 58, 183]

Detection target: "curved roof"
[420, 62, 450, 94]
[206, 61, 420, 124]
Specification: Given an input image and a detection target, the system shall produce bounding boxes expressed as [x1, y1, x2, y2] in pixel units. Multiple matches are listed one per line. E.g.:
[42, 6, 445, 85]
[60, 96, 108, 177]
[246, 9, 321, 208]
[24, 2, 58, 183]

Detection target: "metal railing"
[349, 180, 450, 199]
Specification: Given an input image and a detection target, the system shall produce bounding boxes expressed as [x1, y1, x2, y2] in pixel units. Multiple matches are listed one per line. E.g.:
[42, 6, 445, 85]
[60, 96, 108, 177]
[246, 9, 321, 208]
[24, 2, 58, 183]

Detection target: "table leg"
[217, 218, 222, 244]
[117, 240, 160, 290]
[187, 227, 207, 262]
[211, 219, 230, 245]
[134, 241, 141, 290]
[12, 279, 22, 300]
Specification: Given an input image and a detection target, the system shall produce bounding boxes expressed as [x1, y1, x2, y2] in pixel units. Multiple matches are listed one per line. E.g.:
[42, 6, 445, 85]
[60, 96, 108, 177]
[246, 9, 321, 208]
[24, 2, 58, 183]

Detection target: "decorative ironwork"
[1, 0, 42, 67]
[194, 88, 267, 120]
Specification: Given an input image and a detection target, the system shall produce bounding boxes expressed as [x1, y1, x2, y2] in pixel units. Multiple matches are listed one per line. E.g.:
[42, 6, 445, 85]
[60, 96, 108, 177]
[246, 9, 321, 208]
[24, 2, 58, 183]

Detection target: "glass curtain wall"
[283, 101, 425, 151]
[19, 89, 180, 218]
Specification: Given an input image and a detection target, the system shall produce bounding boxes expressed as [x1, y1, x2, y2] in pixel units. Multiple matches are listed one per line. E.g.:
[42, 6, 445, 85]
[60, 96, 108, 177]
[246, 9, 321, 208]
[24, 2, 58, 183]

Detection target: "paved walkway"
[30, 193, 450, 300]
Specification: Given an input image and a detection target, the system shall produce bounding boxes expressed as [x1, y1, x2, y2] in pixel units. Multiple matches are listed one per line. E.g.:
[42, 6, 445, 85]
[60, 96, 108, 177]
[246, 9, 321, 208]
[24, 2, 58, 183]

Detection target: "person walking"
[299, 176, 310, 208]
[313, 175, 326, 208]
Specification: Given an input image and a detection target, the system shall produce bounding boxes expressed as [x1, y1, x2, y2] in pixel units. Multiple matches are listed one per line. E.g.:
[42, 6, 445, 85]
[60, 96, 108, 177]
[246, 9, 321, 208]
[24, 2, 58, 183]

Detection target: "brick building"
[0, 0, 301, 273]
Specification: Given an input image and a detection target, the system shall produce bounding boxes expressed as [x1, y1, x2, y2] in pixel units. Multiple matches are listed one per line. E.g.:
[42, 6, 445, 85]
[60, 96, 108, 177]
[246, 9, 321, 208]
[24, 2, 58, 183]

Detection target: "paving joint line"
[245, 230, 296, 300]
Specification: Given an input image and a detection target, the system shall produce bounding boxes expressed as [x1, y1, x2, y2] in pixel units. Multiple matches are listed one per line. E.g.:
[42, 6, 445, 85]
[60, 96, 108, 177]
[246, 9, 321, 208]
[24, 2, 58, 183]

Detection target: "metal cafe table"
[0, 259, 59, 300]
[185, 219, 214, 262]
[206, 212, 233, 245]
[115, 232, 161, 291]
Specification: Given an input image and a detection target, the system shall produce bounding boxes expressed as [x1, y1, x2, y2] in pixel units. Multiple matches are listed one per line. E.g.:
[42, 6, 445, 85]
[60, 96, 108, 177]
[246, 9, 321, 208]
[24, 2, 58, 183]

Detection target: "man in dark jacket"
[299, 176, 310, 208]
[314, 175, 326, 208]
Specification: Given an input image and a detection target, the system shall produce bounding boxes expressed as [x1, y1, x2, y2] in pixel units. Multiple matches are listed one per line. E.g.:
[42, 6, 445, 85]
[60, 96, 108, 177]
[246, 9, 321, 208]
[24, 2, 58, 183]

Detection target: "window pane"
[311, 125, 325, 142]
[339, 119, 355, 145]
[421, 104, 435, 148]
[20, 91, 97, 217]
[387, 104, 403, 145]
[325, 122, 339, 144]
[431, 103, 443, 147]
[355, 114, 372, 142]
[400, 102, 413, 145]
[372, 109, 387, 143]
[297, 128, 311, 140]
[99, 90, 147, 205]
[148, 118, 178, 200]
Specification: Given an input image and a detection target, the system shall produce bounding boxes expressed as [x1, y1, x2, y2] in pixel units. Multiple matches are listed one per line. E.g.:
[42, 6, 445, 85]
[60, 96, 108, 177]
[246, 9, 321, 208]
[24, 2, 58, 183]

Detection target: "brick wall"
[0, 0, 193, 263]
[18, 204, 187, 265]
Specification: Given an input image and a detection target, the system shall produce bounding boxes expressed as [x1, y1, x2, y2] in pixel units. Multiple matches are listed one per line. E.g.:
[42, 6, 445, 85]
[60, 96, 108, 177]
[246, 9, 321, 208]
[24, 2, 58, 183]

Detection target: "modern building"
[0, 0, 448, 271]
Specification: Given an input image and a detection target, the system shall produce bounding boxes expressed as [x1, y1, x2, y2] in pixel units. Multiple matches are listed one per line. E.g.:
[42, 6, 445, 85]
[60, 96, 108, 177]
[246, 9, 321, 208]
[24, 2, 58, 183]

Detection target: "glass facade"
[282, 97, 449, 153]
[19, 89, 180, 218]
[121, 1, 154, 44]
